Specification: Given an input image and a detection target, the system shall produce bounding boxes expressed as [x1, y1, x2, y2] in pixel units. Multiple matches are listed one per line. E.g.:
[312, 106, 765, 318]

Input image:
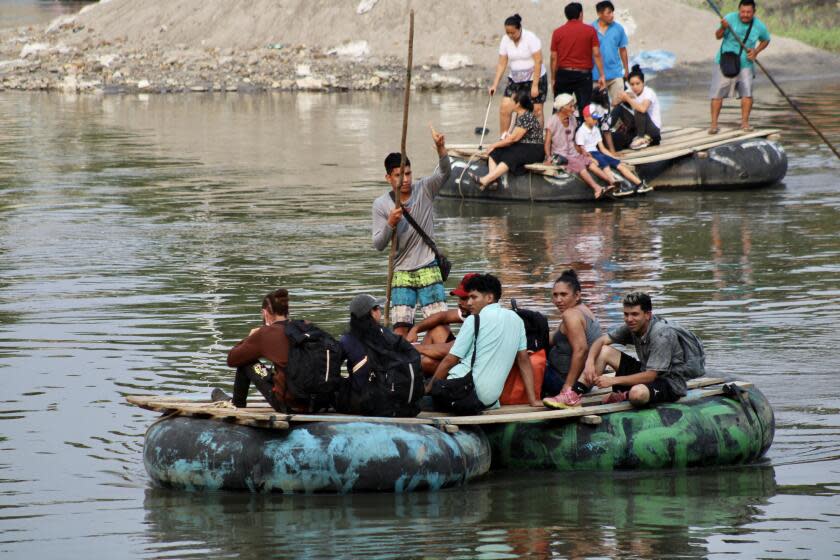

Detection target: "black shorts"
[503, 74, 548, 105]
[613, 352, 680, 405]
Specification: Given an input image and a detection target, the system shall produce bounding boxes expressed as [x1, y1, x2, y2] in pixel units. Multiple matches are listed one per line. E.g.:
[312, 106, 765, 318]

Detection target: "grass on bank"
[683, 0, 840, 52]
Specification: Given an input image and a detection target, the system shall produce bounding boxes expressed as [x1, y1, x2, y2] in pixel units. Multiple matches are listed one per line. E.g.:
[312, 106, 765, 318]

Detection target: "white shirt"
[575, 122, 602, 152]
[634, 86, 662, 129]
[499, 29, 547, 83]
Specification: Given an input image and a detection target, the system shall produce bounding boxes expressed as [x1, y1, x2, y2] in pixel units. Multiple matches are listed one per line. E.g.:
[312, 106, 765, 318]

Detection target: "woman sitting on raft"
[219, 288, 306, 412]
[469, 90, 544, 190]
[542, 270, 602, 409]
[545, 93, 613, 200]
[611, 64, 662, 150]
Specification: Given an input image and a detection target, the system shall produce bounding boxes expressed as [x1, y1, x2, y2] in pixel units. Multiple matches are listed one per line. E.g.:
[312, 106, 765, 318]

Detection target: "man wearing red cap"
[406, 273, 477, 375]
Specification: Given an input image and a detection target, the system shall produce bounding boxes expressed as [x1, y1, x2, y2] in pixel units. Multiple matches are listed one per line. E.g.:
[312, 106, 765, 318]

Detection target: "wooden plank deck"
[126, 377, 738, 432]
[447, 127, 781, 174]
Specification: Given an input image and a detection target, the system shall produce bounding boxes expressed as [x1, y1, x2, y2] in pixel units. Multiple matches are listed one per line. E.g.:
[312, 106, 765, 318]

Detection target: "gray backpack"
[660, 319, 706, 379]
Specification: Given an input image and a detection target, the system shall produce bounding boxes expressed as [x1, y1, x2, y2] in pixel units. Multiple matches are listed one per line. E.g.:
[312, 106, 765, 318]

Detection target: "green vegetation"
[684, 0, 840, 52]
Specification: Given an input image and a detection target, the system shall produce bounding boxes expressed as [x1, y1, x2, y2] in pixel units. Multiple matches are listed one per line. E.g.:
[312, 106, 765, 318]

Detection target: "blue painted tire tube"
[485, 385, 774, 470]
[144, 417, 491, 493]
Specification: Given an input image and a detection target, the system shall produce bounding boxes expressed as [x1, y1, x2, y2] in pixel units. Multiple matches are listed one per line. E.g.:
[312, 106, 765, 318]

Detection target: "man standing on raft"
[372, 128, 451, 337]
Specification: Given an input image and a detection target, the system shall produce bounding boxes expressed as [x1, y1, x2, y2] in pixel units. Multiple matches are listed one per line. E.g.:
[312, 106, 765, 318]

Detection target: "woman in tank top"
[542, 269, 602, 409]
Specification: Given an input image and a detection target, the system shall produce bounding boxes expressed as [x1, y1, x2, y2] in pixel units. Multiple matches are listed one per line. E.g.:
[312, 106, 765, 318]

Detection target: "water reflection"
[142, 467, 777, 559]
[0, 80, 838, 558]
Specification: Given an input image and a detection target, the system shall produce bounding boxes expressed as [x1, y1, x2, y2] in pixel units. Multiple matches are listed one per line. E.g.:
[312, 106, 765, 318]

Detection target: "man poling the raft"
[372, 127, 452, 336]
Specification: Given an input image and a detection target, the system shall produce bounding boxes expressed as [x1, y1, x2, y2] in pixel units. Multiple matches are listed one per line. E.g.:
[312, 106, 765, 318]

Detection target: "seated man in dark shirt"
[214, 288, 304, 411]
[582, 292, 705, 406]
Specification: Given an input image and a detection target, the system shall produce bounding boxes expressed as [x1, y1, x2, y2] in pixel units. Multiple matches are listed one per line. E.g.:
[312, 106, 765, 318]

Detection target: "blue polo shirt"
[448, 303, 527, 407]
[715, 12, 770, 70]
[591, 19, 628, 81]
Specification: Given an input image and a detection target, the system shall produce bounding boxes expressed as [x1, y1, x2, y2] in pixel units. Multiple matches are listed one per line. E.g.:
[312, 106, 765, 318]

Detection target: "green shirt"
[448, 303, 527, 406]
[715, 12, 770, 70]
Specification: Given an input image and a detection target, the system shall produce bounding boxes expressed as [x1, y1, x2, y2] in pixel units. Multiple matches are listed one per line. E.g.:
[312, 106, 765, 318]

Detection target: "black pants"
[612, 353, 679, 405]
[232, 363, 284, 411]
[612, 104, 661, 148]
[554, 70, 593, 114]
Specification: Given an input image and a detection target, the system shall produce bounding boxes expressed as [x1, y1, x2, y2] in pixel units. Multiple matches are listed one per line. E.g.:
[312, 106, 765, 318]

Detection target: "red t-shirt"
[550, 20, 599, 71]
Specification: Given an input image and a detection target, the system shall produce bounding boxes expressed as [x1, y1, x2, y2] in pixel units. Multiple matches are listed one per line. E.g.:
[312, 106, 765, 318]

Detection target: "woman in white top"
[488, 14, 548, 136]
[612, 64, 662, 150]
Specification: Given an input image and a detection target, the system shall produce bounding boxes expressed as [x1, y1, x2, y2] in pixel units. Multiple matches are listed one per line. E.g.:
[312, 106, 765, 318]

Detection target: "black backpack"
[510, 299, 550, 352]
[356, 328, 424, 418]
[284, 320, 345, 410]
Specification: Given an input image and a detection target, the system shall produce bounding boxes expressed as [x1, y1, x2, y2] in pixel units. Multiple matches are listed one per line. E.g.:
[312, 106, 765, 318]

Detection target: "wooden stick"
[384, 9, 415, 326]
[705, 0, 840, 160]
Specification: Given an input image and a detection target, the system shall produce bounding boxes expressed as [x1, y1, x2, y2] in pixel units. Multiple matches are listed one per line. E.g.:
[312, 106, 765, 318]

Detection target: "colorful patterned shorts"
[391, 261, 447, 327]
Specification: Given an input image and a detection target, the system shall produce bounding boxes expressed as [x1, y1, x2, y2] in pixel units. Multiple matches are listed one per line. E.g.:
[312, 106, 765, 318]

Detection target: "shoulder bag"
[389, 192, 451, 281]
[719, 19, 754, 78]
[430, 314, 486, 415]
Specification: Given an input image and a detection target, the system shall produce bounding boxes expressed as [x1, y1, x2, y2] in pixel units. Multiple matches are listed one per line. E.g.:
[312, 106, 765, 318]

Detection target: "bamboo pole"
[384, 10, 415, 326]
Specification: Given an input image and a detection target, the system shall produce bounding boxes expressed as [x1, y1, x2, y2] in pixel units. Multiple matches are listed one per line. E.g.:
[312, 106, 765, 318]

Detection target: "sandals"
[740, 125, 755, 132]
[465, 170, 484, 190]
[708, 127, 720, 135]
[595, 183, 617, 200]
[629, 135, 651, 150]
[466, 170, 498, 192]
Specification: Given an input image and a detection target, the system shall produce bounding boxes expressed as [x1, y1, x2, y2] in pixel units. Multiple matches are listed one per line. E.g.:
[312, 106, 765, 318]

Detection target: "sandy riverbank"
[0, 0, 835, 94]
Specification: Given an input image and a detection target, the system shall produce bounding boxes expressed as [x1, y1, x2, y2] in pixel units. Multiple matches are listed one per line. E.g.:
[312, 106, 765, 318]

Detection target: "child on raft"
[544, 93, 612, 200]
[575, 104, 652, 197]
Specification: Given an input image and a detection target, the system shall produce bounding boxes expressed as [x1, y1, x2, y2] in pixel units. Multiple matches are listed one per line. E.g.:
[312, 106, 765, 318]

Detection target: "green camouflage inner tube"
[485, 384, 774, 471]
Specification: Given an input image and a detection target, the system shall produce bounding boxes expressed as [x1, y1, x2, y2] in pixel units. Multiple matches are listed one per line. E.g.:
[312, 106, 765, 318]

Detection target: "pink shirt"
[546, 113, 579, 158]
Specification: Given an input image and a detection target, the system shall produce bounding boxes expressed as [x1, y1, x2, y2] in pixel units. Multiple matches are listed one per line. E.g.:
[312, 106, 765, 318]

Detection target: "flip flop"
[708, 127, 719, 135]
[740, 125, 754, 132]
[465, 170, 482, 186]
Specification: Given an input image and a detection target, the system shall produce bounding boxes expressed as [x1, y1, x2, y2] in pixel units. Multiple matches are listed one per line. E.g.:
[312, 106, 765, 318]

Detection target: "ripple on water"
[0, 82, 838, 558]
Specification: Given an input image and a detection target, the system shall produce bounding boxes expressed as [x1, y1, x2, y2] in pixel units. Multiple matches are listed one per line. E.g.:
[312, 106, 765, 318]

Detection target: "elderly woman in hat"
[544, 93, 611, 199]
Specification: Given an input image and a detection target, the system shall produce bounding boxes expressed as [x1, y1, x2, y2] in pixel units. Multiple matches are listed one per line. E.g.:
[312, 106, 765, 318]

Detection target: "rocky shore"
[0, 0, 834, 95]
[0, 29, 488, 94]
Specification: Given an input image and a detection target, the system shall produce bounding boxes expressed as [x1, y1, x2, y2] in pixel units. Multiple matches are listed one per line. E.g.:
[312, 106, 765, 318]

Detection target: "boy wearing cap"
[372, 127, 450, 337]
[576, 104, 651, 196]
[406, 273, 476, 375]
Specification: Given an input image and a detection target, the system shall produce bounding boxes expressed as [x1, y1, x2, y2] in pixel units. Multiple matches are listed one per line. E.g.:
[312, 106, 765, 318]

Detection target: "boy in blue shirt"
[709, 0, 771, 134]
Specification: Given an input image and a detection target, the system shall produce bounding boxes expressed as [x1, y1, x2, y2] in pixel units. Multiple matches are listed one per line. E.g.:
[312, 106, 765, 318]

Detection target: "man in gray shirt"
[581, 292, 705, 406]
[372, 128, 451, 336]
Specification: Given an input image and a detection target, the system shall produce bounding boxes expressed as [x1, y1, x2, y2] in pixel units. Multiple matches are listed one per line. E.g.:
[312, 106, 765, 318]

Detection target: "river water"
[2, 9, 840, 560]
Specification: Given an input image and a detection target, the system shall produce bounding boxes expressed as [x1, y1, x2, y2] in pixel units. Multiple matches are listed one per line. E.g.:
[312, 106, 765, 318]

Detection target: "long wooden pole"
[705, 0, 840, 160]
[384, 9, 415, 326]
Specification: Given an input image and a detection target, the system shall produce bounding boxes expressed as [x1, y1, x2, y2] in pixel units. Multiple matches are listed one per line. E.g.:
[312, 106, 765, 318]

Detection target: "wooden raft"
[447, 126, 781, 177]
[125, 377, 745, 433]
